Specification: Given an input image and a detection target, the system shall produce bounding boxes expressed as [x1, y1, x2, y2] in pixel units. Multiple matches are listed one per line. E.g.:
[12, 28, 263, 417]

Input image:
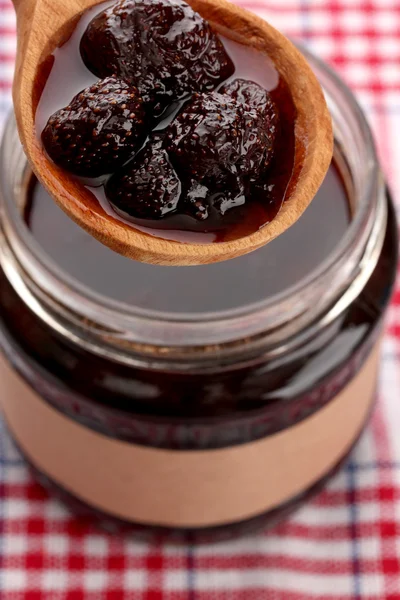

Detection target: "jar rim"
[0, 45, 386, 352]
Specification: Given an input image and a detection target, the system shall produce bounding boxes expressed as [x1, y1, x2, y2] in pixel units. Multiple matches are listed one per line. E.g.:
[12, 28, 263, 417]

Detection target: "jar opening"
[0, 46, 385, 353]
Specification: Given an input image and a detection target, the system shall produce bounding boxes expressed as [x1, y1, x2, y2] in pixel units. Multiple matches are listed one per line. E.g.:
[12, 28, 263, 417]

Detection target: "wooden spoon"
[12, 0, 333, 266]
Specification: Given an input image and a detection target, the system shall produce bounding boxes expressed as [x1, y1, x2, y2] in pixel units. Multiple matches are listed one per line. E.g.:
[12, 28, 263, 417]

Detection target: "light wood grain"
[12, 0, 333, 266]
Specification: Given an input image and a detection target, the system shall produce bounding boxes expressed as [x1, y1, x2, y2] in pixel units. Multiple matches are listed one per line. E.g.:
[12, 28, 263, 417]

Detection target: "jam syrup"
[36, 0, 297, 242]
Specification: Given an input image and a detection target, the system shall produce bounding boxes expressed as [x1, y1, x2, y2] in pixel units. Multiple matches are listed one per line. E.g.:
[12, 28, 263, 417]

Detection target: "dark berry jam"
[18, 158, 397, 441]
[36, 0, 296, 242]
[0, 146, 396, 540]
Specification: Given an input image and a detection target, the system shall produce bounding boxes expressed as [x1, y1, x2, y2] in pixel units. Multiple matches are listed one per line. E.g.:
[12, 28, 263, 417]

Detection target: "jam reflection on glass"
[36, 0, 297, 243]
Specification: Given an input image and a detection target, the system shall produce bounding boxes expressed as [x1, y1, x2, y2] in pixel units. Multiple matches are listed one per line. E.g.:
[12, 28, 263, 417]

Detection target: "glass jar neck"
[0, 46, 386, 366]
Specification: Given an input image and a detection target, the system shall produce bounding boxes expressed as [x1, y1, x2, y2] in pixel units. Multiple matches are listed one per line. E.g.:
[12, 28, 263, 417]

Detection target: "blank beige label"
[0, 343, 380, 528]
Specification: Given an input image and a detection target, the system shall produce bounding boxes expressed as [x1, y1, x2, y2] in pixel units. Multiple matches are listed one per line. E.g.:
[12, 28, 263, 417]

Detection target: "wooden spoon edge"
[15, 0, 333, 266]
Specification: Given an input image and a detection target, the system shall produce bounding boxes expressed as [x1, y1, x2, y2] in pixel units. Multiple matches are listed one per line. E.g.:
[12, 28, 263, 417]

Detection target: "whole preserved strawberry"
[42, 77, 146, 177]
[221, 78, 278, 169]
[106, 135, 181, 219]
[165, 91, 274, 184]
[80, 0, 234, 115]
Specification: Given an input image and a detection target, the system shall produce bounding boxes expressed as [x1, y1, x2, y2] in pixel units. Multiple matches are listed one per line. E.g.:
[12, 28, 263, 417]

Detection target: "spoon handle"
[12, 0, 40, 129]
[11, 0, 38, 42]
[11, 0, 37, 17]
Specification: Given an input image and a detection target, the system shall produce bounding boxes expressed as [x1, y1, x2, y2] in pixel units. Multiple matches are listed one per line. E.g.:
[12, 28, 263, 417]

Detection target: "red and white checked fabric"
[1, 0, 400, 598]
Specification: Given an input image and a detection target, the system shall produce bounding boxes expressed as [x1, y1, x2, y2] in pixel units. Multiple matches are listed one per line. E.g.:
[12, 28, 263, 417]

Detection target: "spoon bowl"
[12, 0, 333, 265]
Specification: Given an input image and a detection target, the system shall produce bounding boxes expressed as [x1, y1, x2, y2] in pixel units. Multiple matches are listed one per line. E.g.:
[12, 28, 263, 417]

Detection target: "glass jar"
[0, 47, 397, 542]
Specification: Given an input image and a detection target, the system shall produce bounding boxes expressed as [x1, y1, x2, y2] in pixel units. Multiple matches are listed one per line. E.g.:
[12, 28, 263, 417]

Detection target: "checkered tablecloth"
[1, 0, 400, 597]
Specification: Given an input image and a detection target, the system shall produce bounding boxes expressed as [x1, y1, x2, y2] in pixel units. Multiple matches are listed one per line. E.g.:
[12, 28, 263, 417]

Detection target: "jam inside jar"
[0, 47, 398, 541]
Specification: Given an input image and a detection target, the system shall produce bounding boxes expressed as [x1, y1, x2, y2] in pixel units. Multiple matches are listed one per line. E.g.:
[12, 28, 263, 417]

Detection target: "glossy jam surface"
[26, 162, 349, 313]
[36, 0, 296, 242]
